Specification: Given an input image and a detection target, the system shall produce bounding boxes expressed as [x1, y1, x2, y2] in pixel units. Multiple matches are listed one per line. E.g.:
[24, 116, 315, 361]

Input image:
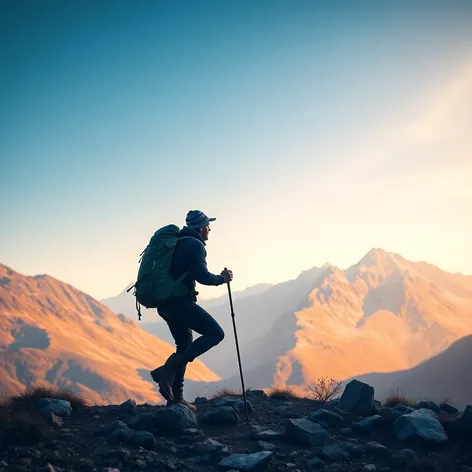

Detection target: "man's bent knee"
[214, 328, 225, 345]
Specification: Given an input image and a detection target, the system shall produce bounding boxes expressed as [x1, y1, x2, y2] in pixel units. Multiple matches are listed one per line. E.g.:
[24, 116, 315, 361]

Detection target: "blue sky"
[1, 0, 471, 300]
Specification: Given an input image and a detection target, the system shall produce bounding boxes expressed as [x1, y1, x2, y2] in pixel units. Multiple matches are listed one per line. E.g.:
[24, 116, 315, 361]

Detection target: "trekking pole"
[224, 268, 250, 424]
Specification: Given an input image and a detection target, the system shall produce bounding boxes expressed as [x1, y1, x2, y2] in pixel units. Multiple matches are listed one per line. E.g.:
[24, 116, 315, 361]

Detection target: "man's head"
[185, 210, 216, 241]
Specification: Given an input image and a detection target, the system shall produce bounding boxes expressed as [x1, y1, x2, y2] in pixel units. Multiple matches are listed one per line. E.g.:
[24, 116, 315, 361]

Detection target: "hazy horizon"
[2, 1, 471, 300]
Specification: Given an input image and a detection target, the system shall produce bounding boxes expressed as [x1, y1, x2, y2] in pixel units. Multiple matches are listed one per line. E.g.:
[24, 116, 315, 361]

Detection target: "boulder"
[130, 431, 156, 449]
[214, 397, 254, 414]
[338, 380, 374, 416]
[452, 405, 472, 437]
[37, 398, 72, 417]
[285, 418, 328, 446]
[352, 415, 386, 434]
[439, 403, 459, 415]
[201, 406, 239, 426]
[154, 404, 197, 433]
[119, 399, 137, 410]
[307, 409, 344, 427]
[128, 413, 158, 432]
[414, 400, 440, 413]
[393, 408, 448, 444]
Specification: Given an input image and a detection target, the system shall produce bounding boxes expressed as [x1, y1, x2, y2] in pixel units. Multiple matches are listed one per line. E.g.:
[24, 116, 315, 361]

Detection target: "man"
[150, 210, 233, 410]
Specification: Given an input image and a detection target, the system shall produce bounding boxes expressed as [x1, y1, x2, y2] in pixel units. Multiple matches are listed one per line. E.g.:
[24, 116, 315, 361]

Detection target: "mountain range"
[0, 263, 218, 405]
[102, 248, 472, 405]
[2, 248, 472, 406]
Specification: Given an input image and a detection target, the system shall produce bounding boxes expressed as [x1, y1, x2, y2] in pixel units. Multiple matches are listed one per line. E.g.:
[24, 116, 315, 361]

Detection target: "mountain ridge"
[2, 247, 472, 407]
[0, 263, 219, 404]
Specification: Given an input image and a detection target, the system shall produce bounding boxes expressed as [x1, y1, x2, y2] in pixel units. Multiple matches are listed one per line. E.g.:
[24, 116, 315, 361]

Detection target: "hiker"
[150, 210, 233, 410]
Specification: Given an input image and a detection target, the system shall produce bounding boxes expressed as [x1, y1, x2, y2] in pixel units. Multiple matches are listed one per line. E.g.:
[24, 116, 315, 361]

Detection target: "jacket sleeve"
[188, 239, 225, 286]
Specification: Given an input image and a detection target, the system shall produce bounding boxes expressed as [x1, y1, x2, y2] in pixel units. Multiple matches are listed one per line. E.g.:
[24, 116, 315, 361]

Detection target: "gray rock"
[341, 442, 364, 457]
[352, 415, 386, 434]
[201, 406, 239, 426]
[186, 456, 203, 465]
[440, 403, 459, 415]
[258, 441, 275, 451]
[131, 431, 156, 449]
[364, 465, 377, 472]
[97, 420, 130, 437]
[195, 438, 230, 457]
[452, 405, 472, 437]
[378, 407, 403, 425]
[365, 441, 388, 456]
[247, 390, 267, 398]
[394, 404, 415, 415]
[194, 396, 208, 404]
[321, 444, 350, 462]
[307, 408, 344, 427]
[308, 457, 324, 468]
[338, 380, 374, 416]
[214, 397, 254, 414]
[111, 428, 133, 442]
[120, 399, 137, 409]
[128, 413, 157, 432]
[414, 400, 440, 412]
[340, 427, 352, 435]
[393, 408, 448, 444]
[219, 451, 273, 471]
[37, 398, 72, 417]
[154, 404, 197, 433]
[285, 418, 328, 446]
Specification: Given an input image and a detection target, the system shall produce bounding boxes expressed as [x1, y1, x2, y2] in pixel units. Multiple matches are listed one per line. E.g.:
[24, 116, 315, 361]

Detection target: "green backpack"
[127, 224, 193, 320]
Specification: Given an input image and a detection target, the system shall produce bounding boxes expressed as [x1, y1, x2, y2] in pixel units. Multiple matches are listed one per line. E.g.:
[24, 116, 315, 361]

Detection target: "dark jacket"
[170, 226, 225, 298]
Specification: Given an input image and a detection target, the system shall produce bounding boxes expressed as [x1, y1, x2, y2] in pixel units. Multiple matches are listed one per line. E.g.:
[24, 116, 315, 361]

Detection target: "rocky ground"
[1, 380, 472, 472]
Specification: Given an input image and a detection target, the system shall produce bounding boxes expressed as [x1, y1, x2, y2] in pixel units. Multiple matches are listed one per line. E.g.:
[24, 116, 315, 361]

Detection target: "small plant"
[209, 386, 242, 399]
[6, 382, 89, 412]
[437, 394, 452, 406]
[267, 386, 301, 400]
[307, 377, 343, 404]
[383, 386, 416, 407]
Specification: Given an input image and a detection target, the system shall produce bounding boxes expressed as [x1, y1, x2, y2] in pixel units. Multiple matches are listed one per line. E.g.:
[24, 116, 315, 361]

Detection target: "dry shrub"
[307, 377, 343, 404]
[437, 395, 452, 406]
[383, 386, 416, 407]
[209, 386, 242, 399]
[267, 386, 302, 400]
[6, 382, 89, 412]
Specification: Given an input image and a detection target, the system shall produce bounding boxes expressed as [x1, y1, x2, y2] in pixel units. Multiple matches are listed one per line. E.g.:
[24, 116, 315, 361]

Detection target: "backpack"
[127, 224, 193, 320]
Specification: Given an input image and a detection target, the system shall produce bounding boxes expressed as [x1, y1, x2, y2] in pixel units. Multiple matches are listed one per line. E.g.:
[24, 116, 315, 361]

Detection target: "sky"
[1, 0, 471, 301]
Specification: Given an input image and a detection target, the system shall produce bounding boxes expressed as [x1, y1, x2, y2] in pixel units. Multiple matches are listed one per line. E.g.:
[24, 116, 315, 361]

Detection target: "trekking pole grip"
[224, 267, 235, 316]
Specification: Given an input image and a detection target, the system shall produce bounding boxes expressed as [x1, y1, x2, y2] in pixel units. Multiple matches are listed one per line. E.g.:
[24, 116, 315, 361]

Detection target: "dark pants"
[157, 296, 225, 397]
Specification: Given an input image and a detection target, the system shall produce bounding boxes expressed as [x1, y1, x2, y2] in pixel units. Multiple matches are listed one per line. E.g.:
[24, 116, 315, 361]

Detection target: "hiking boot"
[150, 353, 186, 401]
[166, 398, 197, 412]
